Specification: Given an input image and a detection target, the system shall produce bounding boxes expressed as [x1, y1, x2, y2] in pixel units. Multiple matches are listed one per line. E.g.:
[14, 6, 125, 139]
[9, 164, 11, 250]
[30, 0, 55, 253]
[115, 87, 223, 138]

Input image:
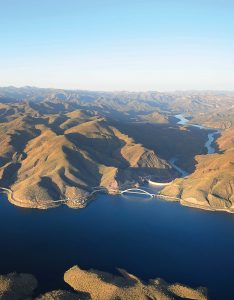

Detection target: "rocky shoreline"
[0, 266, 208, 300]
[3, 181, 234, 214]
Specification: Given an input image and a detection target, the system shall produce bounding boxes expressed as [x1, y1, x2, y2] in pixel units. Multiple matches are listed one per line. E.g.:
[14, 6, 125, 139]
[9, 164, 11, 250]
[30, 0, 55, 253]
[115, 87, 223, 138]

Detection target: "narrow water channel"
[172, 114, 220, 177]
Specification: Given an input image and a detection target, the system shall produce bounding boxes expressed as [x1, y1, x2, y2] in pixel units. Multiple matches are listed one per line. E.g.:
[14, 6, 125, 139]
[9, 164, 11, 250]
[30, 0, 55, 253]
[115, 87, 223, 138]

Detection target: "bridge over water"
[91, 187, 155, 198]
[0, 186, 179, 208]
[120, 188, 154, 198]
[90, 186, 179, 201]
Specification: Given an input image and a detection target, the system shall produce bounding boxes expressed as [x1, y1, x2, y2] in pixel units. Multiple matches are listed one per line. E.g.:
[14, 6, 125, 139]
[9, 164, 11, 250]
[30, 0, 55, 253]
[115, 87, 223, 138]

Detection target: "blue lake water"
[1, 192, 234, 299]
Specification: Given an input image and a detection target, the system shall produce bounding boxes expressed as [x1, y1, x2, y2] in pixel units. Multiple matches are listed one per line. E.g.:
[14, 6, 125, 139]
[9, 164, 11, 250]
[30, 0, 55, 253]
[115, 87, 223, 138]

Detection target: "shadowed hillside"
[0, 101, 174, 208]
[161, 128, 234, 212]
[0, 87, 233, 211]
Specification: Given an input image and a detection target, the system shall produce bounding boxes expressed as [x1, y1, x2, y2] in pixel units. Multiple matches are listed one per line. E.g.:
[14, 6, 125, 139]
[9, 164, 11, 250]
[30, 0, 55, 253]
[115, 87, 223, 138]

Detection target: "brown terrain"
[161, 128, 234, 212]
[113, 121, 208, 173]
[0, 100, 174, 209]
[64, 266, 207, 300]
[0, 266, 208, 300]
[0, 87, 233, 212]
[0, 272, 37, 300]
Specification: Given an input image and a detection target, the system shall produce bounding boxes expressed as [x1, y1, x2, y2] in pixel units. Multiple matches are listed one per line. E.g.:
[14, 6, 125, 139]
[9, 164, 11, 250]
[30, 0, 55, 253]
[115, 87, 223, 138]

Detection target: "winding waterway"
[170, 114, 220, 177]
[175, 114, 220, 155]
[0, 115, 233, 300]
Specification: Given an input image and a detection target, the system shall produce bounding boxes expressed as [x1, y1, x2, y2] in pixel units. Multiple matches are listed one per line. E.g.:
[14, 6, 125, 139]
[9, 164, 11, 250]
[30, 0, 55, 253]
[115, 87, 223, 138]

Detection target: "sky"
[0, 0, 234, 91]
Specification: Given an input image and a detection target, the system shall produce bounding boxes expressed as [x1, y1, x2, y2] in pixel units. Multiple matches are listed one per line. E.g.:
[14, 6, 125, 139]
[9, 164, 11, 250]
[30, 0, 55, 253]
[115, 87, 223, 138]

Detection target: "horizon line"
[1, 85, 234, 94]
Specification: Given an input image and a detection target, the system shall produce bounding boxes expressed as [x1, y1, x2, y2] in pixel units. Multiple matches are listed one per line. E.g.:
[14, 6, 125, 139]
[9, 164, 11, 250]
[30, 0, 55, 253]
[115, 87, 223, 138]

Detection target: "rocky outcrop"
[64, 265, 208, 300]
[0, 272, 37, 300]
[0, 268, 208, 300]
[35, 290, 83, 300]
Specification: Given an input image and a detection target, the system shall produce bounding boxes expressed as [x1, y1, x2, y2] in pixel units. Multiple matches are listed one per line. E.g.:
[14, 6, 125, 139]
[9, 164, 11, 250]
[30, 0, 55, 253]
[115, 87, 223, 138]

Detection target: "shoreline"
[0, 187, 65, 209]
[0, 114, 226, 214]
[2, 185, 234, 215]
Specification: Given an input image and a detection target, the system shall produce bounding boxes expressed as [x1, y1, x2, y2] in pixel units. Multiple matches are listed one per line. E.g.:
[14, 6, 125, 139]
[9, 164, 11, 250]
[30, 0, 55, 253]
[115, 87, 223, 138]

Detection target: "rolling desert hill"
[0, 86, 234, 212]
[0, 101, 174, 208]
[161, 128, 234, 212]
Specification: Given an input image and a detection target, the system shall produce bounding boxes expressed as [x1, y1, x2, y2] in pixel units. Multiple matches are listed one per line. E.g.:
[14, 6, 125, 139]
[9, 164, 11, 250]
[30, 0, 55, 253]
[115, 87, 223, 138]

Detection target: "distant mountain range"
[1, 86, 234, 126]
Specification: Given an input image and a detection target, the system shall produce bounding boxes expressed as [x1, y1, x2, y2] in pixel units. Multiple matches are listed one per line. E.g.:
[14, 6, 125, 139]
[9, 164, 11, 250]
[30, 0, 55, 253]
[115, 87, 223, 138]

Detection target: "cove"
[1, 192, 234, 299]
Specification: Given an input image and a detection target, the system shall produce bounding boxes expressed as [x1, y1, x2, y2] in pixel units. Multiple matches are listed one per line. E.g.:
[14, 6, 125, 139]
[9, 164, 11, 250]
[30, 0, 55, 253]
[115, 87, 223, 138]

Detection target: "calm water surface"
[1, 193, 234, 299]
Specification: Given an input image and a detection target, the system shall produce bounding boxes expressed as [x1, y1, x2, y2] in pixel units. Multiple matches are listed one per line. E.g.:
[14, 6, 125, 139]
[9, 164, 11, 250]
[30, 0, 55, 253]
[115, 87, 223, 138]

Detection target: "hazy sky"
[0, 0, 234, 91]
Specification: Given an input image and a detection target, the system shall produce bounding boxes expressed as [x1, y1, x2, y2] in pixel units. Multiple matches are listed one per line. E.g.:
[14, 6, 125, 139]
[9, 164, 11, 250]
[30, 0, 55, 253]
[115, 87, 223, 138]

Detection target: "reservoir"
[1, 192, 234, 299]
[0, 115, 232, 300]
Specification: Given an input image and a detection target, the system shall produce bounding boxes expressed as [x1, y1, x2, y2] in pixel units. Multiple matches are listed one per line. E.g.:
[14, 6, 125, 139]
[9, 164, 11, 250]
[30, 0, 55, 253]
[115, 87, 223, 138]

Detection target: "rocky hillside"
[161, 129, 234, 212]
[1, 86, 234, 211]
[64, 266, 207, 300]
[0, 267, 208, 300]
[0, 102, 173, 209]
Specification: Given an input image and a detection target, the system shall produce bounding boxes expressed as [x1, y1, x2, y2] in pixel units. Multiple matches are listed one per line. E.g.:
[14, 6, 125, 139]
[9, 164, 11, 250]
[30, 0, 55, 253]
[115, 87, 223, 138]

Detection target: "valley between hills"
[0, 87, 233, 213]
